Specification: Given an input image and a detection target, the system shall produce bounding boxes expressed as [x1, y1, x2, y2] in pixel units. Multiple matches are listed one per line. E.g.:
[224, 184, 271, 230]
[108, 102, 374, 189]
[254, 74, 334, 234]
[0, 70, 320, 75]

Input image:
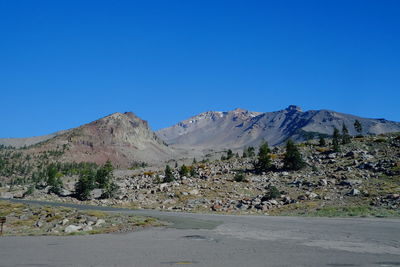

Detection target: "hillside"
[3, 133, 399, 218]
[0, 112, 179, 183]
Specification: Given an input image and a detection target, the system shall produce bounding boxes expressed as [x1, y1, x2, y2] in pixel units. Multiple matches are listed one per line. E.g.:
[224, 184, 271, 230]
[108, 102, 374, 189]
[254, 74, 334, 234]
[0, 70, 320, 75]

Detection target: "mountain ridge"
[156, 105, 400, 150]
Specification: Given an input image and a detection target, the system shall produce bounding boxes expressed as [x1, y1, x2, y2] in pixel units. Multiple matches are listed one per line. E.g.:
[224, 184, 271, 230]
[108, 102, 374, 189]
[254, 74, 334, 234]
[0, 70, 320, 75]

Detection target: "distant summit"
[286, 105, 302, 112]
[156, 105, 400, 150]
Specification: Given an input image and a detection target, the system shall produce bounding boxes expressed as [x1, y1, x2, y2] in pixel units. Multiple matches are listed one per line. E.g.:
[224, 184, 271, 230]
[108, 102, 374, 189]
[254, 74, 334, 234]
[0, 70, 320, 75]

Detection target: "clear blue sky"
[1, 0, 399, 138]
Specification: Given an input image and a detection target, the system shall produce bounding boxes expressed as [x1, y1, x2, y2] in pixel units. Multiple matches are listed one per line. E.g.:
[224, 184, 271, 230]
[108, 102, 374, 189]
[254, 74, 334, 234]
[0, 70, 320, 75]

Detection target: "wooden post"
[0, 217, 6, 235]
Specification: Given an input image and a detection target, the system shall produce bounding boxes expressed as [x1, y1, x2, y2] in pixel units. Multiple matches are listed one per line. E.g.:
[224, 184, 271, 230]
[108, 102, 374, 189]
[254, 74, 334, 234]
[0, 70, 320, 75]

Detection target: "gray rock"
[95, 219, 106, 226]
[58, 188, 72, 197]
[65, 225, 82, 233]
[348, 188, 360, 196]
[0, 192, 13, 199]
[82, 225, 93, 232]
[308, 192, 319, 199]
[189, 189, 199, 195]
[90, 189, 103, 199]
[319, 179, 328, 186]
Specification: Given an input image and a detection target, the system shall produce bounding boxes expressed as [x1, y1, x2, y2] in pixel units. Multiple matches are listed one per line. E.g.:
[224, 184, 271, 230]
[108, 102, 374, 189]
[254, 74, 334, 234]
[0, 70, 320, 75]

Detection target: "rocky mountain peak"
[156, 105, 400, 150]
[231, 108, 248, 113]
[285, 105, 302, 112]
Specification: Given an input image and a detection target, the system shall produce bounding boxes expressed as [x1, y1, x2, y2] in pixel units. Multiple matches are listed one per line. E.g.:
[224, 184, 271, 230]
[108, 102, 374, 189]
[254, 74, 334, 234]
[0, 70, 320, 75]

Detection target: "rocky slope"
[40, 112, 180, 167]
[157, 105, 400, 150]
[4, 133, 399, 217]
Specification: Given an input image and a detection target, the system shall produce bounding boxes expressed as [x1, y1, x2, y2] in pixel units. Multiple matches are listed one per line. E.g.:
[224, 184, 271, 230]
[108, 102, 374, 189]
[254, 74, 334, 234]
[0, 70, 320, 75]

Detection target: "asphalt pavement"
[0, 199, 399, 267]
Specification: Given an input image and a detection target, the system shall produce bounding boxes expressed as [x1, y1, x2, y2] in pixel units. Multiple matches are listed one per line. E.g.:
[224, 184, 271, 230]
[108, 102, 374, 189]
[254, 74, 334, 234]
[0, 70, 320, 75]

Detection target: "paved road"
[0, 199, 399, 267]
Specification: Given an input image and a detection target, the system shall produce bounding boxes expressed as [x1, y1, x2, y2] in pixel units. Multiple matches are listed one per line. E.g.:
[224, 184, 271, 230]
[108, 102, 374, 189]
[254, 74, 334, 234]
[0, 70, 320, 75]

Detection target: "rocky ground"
[1, 134, 400, 218]
[0, 200, 163, 236]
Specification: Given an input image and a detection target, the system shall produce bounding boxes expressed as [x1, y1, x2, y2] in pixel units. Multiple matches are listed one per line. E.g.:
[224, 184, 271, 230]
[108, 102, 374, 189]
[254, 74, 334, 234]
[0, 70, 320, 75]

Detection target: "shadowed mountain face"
[0, 112, 175, 167]
[156, 105, 400, 150]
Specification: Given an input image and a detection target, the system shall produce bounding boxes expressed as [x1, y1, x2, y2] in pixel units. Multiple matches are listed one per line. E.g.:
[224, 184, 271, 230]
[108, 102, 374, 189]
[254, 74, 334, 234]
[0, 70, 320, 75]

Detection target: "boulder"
[82, 225, 93, 232]
[95, 219, 106, 226]
[0, 192, 13, 199]
[58, 189, 72, 197]
[348, 188, 360, 196]
[189, 189, 199, 195]
[90, 189, 103, 199]
[65, 225, 82, 233]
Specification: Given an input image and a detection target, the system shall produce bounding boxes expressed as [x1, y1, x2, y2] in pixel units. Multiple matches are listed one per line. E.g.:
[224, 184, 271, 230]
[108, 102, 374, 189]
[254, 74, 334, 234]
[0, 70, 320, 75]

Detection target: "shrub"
[262, 186, 280, 201]
[24, 185, 35, 196]
[234, 173, 247, 182]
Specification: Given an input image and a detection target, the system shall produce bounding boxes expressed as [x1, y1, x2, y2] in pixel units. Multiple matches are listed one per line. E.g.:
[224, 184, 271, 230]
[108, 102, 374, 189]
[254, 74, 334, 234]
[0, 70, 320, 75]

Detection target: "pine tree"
[75, 168, 96, 200]
[254, 142, 272, 173]
[283, 139, 305, 171]
[354, 120, 363, 136]
[319, 135, 326, 147]
[95, 161, 119, 199]
[46, 164, 63, 195]
[247, 146, 255, 157]
[164, 165, 174, 182]
[226, 149, 233, 160]
[96, 160, 113, 189]
[332, 127, 340, 152]
[242, 147, 248, 158]
[341, 123, 351, 144]
[179, 164, 189, 177]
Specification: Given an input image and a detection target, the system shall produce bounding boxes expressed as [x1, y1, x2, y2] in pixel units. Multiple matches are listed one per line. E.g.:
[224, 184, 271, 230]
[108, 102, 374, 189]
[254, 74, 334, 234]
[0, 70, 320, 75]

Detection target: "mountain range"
[1, 106, 400, 166]
[157, 105, 400, 149]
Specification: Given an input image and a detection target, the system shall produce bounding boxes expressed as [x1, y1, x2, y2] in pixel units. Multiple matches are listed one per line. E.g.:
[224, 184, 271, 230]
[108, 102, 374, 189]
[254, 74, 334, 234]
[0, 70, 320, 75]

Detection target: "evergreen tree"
[189, 167, 197, 177]
[319, 135, 326, 147]
[179, 164, 189, 177]
[242, 147, 248, 158]
[94, 161, 119, 199]
[101, 181, 119, 199]
[354, 120, 363, 136]
[254, 142, 272, 173]
[96, 160, 113, 189]
[164, 165, 174, 182]
[75, 168, 96, 200]
[226, 149, 234, 160]
[46, 164, 63, 195]
[247, 146, 255, 157]
[332, 127, 340, 152]
[283, 139, 305, 171]
[192, 158, 197, 164]
[341, 123, 351, 144]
